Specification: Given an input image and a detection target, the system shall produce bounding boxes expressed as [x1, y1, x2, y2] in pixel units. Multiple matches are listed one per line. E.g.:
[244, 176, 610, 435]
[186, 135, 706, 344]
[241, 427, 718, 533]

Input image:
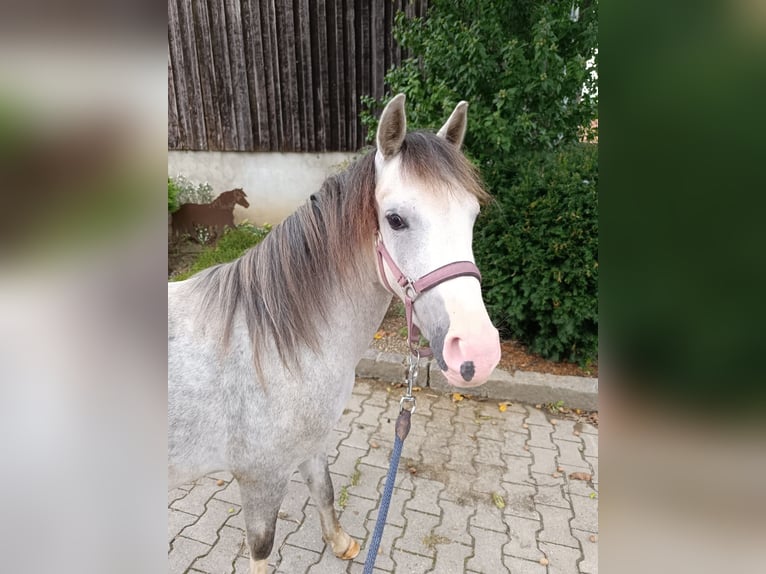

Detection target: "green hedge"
[475, 143, 598, 364]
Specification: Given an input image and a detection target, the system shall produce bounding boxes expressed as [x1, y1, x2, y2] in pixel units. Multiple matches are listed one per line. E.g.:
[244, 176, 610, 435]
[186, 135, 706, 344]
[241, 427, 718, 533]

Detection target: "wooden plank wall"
[168, 0, 428, 152]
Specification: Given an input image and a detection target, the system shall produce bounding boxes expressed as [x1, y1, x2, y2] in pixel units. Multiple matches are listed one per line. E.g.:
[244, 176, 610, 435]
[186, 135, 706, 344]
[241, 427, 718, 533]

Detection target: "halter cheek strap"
[375, 234, 482, 357]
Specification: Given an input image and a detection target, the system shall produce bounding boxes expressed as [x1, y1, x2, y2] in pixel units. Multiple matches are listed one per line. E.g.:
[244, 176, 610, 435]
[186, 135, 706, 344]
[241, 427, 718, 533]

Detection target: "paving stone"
[355, 403, 385, 429]
[554, 439, 590, 469]
[537, 505, 579, 548]
[529, 446, 558, 475]
[172, 477, 227, 516]
[433, 499, 474, 546]
[356, 521, 403, 571]
[419, 447, 451, 469]
[330, 444, 367, 478]
[581, 432, 598, 458]
[475, 420, 505, 442]
[182, 498, 242, 545]
[475, 437, 504, 466]
[586, 455, 599, 483]
[193, 525, 248, 573]
[169, 487, 190, 506]
[169, 508, 199, 546]
[168, 536, 211, 574]
[498, 410, 529, 430]
[274, 544, 321, 574]
[502, 430, 532, 458]
[501, 454, 534, 485]
[284, 505, 326, 553]
[395, 509, 441, 557]
[337, 493, 376, 541]
[551, 419, 583, 444]
[524, 407, 552, 427]
[392, 548, 435, 572]
[334, 407, 360, 434]
[406, 477, 445, 515]
[579, 421, 598, 435]
[451, 421, 480, 448]
[466, 526, 510, 573]
[213, 479, 242, 506]
[572, 528, 598, 573]
[471, 462, 507, 495]
[306, 547, 354, 574]
[348, 463, 387, 501]
[428, 541, 472, 574]
[278, 479, 310, 521]
[534, 483, 570, 509]
[528, 424, 555, 449]
[540, 541, 583, 574]
[470, 502, 507, 533]
[366, 380, 397, 407]
[232, 555, 255, 574]
[503, 555, 547, 574]
[502, 483, 539, 520]
[570, 494, 599, 533]
[381, 486, 412, 528]
[564, 476, 598, 499]
[503, 515, 544, 561]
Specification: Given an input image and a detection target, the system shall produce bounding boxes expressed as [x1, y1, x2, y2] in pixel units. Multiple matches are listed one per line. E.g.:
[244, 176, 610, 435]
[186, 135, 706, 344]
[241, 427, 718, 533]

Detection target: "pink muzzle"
[375, 234, 500, 385]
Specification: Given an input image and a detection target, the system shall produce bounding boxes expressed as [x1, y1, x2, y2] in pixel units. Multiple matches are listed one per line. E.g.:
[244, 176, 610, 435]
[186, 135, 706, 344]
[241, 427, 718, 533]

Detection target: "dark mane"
[189, 131, 488, 374]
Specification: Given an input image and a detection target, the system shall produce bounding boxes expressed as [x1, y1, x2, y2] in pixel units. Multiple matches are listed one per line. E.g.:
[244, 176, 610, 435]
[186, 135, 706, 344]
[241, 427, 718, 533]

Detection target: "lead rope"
[362, 351, 418, 573]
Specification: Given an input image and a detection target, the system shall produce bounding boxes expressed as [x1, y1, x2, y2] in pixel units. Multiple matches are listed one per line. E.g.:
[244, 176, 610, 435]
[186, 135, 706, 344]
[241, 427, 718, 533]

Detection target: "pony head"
[373, 94, 501, 387]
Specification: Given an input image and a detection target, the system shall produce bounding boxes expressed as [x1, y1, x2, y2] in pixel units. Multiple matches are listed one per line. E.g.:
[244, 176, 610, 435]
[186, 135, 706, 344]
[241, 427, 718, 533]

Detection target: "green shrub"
[475, 143, 598, 363]
[362, 0, 598, 363]
[168, 178, 180, 213]
[171, 223, 271, 281]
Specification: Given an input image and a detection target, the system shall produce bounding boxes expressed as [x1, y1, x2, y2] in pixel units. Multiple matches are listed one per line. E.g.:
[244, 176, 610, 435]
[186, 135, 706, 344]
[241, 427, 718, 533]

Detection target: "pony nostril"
[460, 361, 475, 382]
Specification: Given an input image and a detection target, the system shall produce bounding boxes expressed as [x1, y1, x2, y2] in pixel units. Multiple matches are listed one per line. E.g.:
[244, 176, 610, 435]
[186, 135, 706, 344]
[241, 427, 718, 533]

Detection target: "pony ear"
[376, 93, 407, 160]
[437, 101, 468, 148]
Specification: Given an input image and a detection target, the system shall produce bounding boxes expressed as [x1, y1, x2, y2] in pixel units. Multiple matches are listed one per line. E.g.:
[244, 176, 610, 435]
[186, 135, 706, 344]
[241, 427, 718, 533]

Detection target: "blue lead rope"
[363, 408, 411, 574]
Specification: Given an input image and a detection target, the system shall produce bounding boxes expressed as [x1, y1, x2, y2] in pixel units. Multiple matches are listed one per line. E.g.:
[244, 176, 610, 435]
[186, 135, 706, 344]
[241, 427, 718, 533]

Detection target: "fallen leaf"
[498, 401, 513, 412]
[569, 472, 592, 481]
[452, 393, 465, 402]
[590, 492, 597, 499]
[573, 430, 581, 436]
[522, 423, 529, 429]
[216, 479, 225, 486]
[412, 386, 422, 392]
[373, 331, 384, 340]
[535, 404, 542, 409]
[491, 492, 506, 509]
[228, 508, 235, 513]
[557, 466, 564, 473]
[550, 419, 558, 425]
[589, 534, 597, 543]
[540, 557, 549, 566]
[370, 441, 379, 449]
[552, 472, 561, 478]
[408, 467, 417, 475]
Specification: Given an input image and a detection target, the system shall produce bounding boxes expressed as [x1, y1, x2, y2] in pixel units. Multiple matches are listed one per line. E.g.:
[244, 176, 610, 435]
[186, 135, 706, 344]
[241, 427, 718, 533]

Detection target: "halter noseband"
[375, 233, 482, 357]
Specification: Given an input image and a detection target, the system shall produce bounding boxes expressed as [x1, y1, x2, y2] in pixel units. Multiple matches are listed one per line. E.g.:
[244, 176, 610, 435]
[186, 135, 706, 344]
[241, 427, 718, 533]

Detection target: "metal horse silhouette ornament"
[171, 187, 250, 241]
[168, 94, 501, 574]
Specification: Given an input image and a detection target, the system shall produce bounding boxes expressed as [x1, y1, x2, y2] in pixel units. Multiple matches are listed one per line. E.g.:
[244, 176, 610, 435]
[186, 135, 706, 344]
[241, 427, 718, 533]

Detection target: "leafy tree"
[363, 0, 598, 363]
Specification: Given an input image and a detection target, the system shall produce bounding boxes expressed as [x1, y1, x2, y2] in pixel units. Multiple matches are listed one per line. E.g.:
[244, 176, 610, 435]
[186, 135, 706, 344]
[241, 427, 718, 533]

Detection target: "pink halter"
[375, 233, 482, 357]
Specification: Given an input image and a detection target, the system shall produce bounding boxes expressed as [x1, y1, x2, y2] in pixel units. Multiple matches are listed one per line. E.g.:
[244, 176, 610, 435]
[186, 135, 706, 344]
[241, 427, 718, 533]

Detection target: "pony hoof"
[336, 537, 360, 560]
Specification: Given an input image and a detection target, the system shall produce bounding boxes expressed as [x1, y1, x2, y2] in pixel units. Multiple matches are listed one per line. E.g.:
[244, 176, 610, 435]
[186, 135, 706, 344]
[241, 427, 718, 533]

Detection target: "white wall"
[168, 150, 359, 226]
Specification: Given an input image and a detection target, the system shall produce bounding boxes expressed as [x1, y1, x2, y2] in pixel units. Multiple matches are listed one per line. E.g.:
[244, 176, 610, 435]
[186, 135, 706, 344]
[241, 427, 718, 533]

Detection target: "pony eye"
[386, 213, 407, 231]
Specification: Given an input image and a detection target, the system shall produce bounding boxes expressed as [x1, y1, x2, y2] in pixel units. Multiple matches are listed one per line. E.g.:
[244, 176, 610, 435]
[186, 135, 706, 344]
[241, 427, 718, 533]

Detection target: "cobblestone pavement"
[168, 378, 599, 573]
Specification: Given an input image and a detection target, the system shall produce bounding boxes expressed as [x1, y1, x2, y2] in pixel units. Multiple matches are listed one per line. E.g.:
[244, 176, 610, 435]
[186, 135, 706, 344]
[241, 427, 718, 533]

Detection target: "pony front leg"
[235, 475, 288, 574]
[299, 453, 360, 560]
